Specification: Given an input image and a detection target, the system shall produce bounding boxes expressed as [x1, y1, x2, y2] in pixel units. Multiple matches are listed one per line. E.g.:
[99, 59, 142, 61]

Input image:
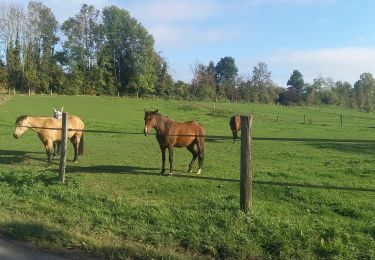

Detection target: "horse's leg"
[44, 140, 53, 162]
[197, 142, 205, 175]
[168, 145, 174, 175]
[160, 146, 166, 175]
[187, 144, 198, 173]
[70, 136, 79, 162]
[232, 130, 238, 143]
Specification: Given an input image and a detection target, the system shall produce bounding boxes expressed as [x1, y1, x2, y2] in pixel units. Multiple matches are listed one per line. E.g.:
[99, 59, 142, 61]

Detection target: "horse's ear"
[155, 109, 158, 113]
[61, 107, 64, 112]
[52, 107, 56, 112]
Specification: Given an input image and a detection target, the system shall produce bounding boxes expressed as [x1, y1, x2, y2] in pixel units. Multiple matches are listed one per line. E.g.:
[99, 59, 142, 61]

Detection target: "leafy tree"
[6, 37, 23, 90]
[354, 73, 375, 112]
[0, 59, 8, 91]
[333, 81, 352, 108]
[250, 62, 276, 103]
[102, 6, 157, 95]
[215, 57, 238, 99]
[25, 1, 59, 93]
[191, 61, 216, 100]
[286, 70, 305, 104]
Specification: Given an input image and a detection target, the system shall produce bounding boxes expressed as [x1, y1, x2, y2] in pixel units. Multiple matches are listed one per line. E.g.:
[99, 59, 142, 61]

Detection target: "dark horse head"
[229, 115, 241, 143]
[144, 109, 158, 136]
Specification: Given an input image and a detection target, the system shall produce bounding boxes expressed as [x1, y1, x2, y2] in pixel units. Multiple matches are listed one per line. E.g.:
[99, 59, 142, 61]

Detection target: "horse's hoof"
[187, 169, 192, 174]
[160, 171, 165, 175]
[169, 172, 173, 176]
[197, 169, 202, 175]
[73, 160, 79, 164]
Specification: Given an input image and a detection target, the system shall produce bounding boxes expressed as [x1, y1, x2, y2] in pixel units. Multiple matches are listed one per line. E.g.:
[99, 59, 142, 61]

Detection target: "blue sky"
[23, 0, 375, 86]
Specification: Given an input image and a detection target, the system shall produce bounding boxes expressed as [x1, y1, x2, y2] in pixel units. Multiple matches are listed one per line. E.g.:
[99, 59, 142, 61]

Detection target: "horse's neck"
[26, 117, 46, 134]
[155, 115, 172, 134]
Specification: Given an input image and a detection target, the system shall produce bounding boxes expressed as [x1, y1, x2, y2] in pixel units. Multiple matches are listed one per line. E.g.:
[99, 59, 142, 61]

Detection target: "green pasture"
[0, 95, 374, 259]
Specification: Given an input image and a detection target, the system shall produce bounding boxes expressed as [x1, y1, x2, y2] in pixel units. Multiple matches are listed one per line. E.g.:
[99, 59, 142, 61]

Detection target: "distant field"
[0, 95, 374, 259]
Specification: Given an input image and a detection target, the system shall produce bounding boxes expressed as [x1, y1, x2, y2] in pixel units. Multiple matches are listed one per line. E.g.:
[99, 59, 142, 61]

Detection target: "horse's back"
[68, 115, 84, 130]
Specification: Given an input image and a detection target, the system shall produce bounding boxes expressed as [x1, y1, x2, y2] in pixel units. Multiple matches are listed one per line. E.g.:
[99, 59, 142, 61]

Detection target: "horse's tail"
[196, 125, 205, 157]
[230, 115, 239, 143]
[78, 133, 84, 155]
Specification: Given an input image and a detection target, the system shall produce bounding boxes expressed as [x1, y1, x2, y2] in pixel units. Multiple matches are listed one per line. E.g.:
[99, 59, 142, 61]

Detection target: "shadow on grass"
[306, 141, 375, 155]
[0, 149, 45, 164]
[59, 164, 375, 193]
[0, 222, 70, 244]
[63, 165, 161, 175]
[0, 221, 176, 259]
[0, 222, 98, 259]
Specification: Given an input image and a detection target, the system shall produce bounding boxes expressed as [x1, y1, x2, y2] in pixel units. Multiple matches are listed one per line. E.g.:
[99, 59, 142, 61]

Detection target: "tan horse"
[13, 115, 84, 162]
[229, 115, 241, 143]
[144, 109, 205, 175]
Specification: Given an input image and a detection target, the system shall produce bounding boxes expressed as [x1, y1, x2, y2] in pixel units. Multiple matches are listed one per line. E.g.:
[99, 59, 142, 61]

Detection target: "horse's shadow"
[59, 164, 161, 176]
[0, 149, 45, 164]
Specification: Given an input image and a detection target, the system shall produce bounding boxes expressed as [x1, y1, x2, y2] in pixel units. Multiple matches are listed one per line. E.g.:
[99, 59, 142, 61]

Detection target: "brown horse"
[13, 115, 84, 162]
[229, 115, 241, 143]
[144, 109, 205, 175]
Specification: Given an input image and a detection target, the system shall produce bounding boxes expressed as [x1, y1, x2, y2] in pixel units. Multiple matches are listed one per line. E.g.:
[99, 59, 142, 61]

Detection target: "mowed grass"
[0, 95, 374, 259]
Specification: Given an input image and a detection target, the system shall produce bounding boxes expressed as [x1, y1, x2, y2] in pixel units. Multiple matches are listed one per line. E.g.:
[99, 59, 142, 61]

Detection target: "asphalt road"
[0, 237, 78, 260]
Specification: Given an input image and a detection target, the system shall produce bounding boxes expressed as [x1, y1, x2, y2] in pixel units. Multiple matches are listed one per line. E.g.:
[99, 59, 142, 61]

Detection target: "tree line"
[1, 1, 375, 112]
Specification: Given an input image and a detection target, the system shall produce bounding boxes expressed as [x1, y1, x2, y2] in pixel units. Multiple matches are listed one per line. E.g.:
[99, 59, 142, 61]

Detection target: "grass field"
[0, 95, 374, 259]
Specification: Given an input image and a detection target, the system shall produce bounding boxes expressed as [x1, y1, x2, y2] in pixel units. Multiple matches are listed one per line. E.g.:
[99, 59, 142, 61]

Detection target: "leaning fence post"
[59, 112, 68, 183]
[340, 114, 343, 127]
[240, 114, 253, 213]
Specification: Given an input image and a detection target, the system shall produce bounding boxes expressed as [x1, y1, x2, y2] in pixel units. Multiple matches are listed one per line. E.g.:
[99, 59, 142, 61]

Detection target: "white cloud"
[266, 47, 375, 86]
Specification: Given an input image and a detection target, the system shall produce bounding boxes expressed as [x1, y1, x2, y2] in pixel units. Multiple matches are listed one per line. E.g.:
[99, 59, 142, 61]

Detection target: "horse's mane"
[16, 115, 27, 123]
[229, 115, 237, 126]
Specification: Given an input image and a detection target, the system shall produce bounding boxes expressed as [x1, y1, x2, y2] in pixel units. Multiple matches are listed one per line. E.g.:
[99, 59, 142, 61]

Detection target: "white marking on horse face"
[197, 169, 202, 175]
[53, 110, 63, 119]
[144, 126, 148, 136]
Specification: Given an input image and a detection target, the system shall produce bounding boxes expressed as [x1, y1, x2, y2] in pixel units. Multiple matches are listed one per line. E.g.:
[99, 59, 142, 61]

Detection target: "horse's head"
[52, 107, 63, 119]
[144, 109, 158, 136]
[13, 115, 29, 139]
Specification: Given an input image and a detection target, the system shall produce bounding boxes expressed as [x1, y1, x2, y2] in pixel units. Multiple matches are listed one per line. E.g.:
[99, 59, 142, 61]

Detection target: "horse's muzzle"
[13, 134, 19, 139]
[144, 126, 149, 136]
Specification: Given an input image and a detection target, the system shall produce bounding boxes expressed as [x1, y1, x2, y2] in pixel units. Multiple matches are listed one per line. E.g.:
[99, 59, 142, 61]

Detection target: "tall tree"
[354, 73, 375, 112]
[191, 61, 216, 99]
[215, 56, 238, 99]
[333, 81, 352, 108]
[286, 70, 305, 104]
[250, 62, 276, 103]
[102, 6, 157, 95]
[25, 1, 59, 93]
[62, 4, 101, 94]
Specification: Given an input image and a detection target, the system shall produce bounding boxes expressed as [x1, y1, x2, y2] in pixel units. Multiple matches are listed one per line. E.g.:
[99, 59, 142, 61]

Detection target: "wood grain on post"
[240, 114, 253, 213]
[59, 112, 68, 183]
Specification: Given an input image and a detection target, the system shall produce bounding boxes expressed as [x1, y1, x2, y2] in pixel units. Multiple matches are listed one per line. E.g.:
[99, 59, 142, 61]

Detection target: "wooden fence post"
[28, 89, 31, 96]
[340, 114, 343, 127]
[240, 114, 253, 213]
[59, 112, 68, 183]
[50, 89, 53, 96]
